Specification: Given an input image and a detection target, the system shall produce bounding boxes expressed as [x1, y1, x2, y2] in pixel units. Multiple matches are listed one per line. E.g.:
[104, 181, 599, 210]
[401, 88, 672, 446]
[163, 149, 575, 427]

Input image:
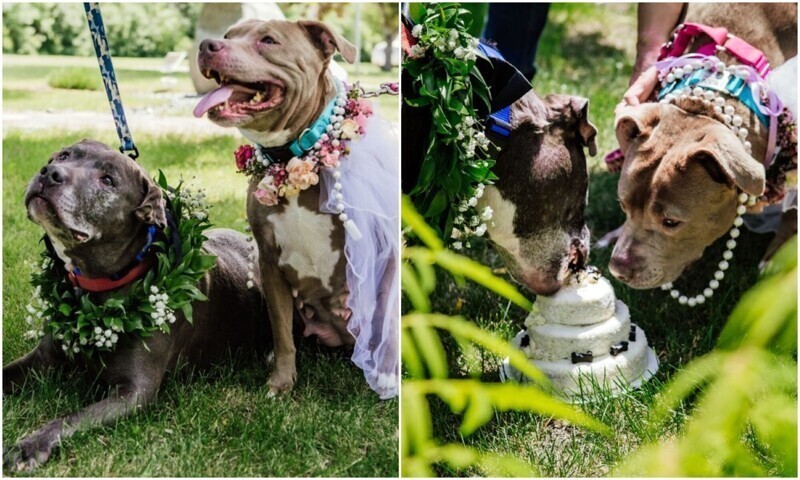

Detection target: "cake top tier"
[529, 266, 617, 326]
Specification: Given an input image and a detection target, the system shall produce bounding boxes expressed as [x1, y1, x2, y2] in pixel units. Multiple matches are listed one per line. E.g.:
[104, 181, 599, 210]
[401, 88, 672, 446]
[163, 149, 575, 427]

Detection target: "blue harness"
[478, 42, 517, 139]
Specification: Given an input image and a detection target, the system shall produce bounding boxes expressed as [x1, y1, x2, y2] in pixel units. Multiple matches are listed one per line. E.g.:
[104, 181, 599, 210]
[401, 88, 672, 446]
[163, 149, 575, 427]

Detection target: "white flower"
[470, 38, 480, 48]
[104, 329, 112, 338]
[455, 215, 464, 224]
[475, 188, 484, 199]
[451, 228, 461, 240]
[412, 24, 423, 38]
[105, 340, 112, 348]
[454, 47, 465, 59]
[481, 206, 493, 221]
[452, 241, 463, 250]
[474, 224, 488, 237]
[409, 44, 427, 58]
[150, 286, 159, 294]
[464, 50, 477, 61]
[464, 116, 474, 127]
[111, 334, 119, 343]
[149, 295, 156, 302]
[94, 326, 102, 334]
[449, 29, 459, 39]
[447, 40, 456, 49]
[467, 197, 478, 207]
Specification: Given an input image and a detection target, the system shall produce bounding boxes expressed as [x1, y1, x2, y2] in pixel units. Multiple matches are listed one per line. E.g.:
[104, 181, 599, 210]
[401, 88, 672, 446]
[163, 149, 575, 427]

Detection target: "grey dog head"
[480, 91, 597, 296]
[24, 139, 166, 275]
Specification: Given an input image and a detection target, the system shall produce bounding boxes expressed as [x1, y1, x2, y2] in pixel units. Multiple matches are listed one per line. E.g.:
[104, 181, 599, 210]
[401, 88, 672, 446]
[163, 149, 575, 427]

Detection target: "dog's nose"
[40, 165, 66, 187]
[200, 39, 225, 54]
[609, 250, 639, 282]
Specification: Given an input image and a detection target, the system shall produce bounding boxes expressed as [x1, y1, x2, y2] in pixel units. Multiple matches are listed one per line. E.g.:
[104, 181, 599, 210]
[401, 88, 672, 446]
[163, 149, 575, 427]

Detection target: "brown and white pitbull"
[3, 140, 269, 471]
[609, 3, 797, 289]
[479, 90, 598, 295]
[194, 19, 385, 396]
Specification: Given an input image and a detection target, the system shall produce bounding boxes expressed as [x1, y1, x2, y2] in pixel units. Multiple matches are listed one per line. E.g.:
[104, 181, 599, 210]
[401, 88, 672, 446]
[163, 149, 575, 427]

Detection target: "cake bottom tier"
[501, 324, 658, 398]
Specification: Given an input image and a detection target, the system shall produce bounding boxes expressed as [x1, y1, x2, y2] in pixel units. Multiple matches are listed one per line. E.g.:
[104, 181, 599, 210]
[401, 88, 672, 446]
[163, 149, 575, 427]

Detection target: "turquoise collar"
[657, 68, 769, 126]
[288, 80, 345, 157]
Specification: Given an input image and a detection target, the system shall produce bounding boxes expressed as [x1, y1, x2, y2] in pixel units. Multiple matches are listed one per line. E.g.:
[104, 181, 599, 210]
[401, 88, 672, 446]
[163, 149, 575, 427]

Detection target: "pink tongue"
[193, 85, 234, 118]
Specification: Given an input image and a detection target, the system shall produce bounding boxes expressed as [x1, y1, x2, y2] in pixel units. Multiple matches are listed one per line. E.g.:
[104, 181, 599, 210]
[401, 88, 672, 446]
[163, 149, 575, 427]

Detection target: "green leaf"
[410, 322, 448, 379]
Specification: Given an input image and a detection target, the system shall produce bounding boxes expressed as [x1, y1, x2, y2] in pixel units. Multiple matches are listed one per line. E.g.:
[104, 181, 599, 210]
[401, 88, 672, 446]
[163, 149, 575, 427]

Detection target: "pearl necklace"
[660, 192, 757, 307]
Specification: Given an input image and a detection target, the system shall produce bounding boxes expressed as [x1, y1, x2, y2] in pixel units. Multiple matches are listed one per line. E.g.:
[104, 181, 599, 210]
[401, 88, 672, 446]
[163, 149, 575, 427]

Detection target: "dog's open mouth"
[193, 70, 285, 119]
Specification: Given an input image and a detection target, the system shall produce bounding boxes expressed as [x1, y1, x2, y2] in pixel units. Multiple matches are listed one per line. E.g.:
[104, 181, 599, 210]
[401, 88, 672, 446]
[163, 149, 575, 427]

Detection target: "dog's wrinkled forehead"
[50, 139, 143, 177]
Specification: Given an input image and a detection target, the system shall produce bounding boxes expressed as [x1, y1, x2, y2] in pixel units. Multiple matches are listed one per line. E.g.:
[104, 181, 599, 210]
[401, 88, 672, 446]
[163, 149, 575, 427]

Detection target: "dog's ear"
[299, 20, 357, 64]
[544, 94, 598, 156]
[695, 130, 765, 196]
[135, 174, 167, 228]
[511, 90, 550, 133]
[614, 104, 661, 159]
[569, 96, 597, 157]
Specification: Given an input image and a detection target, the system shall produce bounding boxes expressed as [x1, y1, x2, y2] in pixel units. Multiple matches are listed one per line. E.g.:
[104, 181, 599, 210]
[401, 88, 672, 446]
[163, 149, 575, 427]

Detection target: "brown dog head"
[195, 19, 356, 146]
[25, 139, 166, 275]
[480, 91, 597, 295]
[609, 102, 766, 288]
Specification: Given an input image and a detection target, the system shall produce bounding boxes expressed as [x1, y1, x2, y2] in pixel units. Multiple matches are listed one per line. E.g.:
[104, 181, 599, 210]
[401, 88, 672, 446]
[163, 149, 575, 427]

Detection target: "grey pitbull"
[3, 140, 269, 471]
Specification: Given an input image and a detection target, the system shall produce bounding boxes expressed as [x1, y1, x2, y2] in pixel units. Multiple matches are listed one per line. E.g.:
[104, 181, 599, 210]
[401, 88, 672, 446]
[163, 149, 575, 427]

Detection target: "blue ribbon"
[83, 2, 138, 159]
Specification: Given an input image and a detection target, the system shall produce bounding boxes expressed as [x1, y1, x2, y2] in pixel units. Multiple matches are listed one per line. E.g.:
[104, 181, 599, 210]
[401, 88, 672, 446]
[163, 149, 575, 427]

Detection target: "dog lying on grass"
[3, 139, 269, 471]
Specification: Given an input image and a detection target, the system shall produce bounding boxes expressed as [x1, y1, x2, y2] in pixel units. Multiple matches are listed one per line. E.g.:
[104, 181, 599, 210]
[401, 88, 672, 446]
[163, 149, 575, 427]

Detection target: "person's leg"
[483, 3, 550, 80]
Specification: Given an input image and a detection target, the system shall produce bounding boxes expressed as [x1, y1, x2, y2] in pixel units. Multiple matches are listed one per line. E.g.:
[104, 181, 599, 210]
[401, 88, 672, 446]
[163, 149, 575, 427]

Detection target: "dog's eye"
[662, 217, 681, 228]
[260, 35, 276, 45]
[100, 175, 114, 187]
[223, 33, 229, 40]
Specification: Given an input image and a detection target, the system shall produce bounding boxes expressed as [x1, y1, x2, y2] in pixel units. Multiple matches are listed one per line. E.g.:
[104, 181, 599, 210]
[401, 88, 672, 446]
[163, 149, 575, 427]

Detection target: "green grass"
[46, 67, 102, 91]
[2, 132, 398, 477]
[418, 3, 780, 476]
[2, 54, 399, 124]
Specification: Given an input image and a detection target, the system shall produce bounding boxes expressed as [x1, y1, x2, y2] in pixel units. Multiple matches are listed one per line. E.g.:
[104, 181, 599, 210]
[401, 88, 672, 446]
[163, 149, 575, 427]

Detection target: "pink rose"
[286, 157, 319, 190]
[354, 113, 368, 130]
[254, 175, 279, 206]
[235, 145, 255, 171]
[319, 151, 338, 167]
[357, 99, 373, 116]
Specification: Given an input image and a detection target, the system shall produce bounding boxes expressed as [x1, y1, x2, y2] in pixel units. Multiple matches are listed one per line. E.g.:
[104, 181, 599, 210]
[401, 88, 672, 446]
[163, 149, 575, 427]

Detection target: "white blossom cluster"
[456, 116, 491, 159]
[451, 183, 494, 250]
[174, 185, 209, 221]
[409, 25, 480, 61]
[23, 284, 50, 341]
[149, 285, 176, 332]
[87, 325, 121, 350]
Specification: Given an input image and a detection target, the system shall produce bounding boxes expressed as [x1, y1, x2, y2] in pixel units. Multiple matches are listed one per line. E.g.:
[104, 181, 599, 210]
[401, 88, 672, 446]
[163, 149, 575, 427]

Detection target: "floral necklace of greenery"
[403, 2, 497, 250]
[23, 172, 216, 359]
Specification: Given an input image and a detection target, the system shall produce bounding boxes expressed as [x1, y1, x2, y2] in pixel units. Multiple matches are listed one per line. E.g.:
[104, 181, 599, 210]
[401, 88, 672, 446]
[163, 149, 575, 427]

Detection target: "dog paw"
[3, 435, 56, 472]
[595, 226, 623, 249]
[267, 372, 295, 398]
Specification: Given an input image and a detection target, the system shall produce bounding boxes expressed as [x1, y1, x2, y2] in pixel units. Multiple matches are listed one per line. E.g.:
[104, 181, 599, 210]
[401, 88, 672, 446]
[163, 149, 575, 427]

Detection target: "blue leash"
[83, 2, 139, 159]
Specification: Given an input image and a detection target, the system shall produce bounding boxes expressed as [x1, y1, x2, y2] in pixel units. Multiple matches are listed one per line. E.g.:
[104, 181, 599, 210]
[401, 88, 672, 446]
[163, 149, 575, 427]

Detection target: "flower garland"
[24, 172, 216, 358]
[403, 2, 496, 249]
[233, 87, 374, 207]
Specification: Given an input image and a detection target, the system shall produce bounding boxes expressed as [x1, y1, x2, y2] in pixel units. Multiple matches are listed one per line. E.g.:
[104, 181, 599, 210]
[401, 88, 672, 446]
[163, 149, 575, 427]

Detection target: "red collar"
[68, 256, 155, 293]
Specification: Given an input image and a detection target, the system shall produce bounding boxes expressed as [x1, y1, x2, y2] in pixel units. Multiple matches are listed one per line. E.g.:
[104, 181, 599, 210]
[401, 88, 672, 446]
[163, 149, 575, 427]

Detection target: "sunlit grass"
[2, 131, 398, 477]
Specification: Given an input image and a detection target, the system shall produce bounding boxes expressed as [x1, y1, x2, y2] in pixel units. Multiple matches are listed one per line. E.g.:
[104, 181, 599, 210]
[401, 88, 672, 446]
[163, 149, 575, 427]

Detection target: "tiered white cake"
[502, 267, 658, 397]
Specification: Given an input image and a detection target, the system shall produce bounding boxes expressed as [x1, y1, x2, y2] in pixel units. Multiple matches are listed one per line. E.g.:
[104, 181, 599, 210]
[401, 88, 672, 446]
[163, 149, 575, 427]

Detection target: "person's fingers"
[620, 65, 659, 110]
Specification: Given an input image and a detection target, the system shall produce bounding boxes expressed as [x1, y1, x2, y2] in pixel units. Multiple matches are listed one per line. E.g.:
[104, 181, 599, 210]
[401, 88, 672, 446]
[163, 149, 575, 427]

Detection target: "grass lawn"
[2, 131, 398, 477]
[2, 54, 399, 124]
[416, 3, 781, 476]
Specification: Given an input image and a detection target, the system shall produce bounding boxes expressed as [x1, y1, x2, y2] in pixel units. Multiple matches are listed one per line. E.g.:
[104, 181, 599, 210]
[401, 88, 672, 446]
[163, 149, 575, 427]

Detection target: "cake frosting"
[527, 268, 616, 326]
[502, 266, 658, 398]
